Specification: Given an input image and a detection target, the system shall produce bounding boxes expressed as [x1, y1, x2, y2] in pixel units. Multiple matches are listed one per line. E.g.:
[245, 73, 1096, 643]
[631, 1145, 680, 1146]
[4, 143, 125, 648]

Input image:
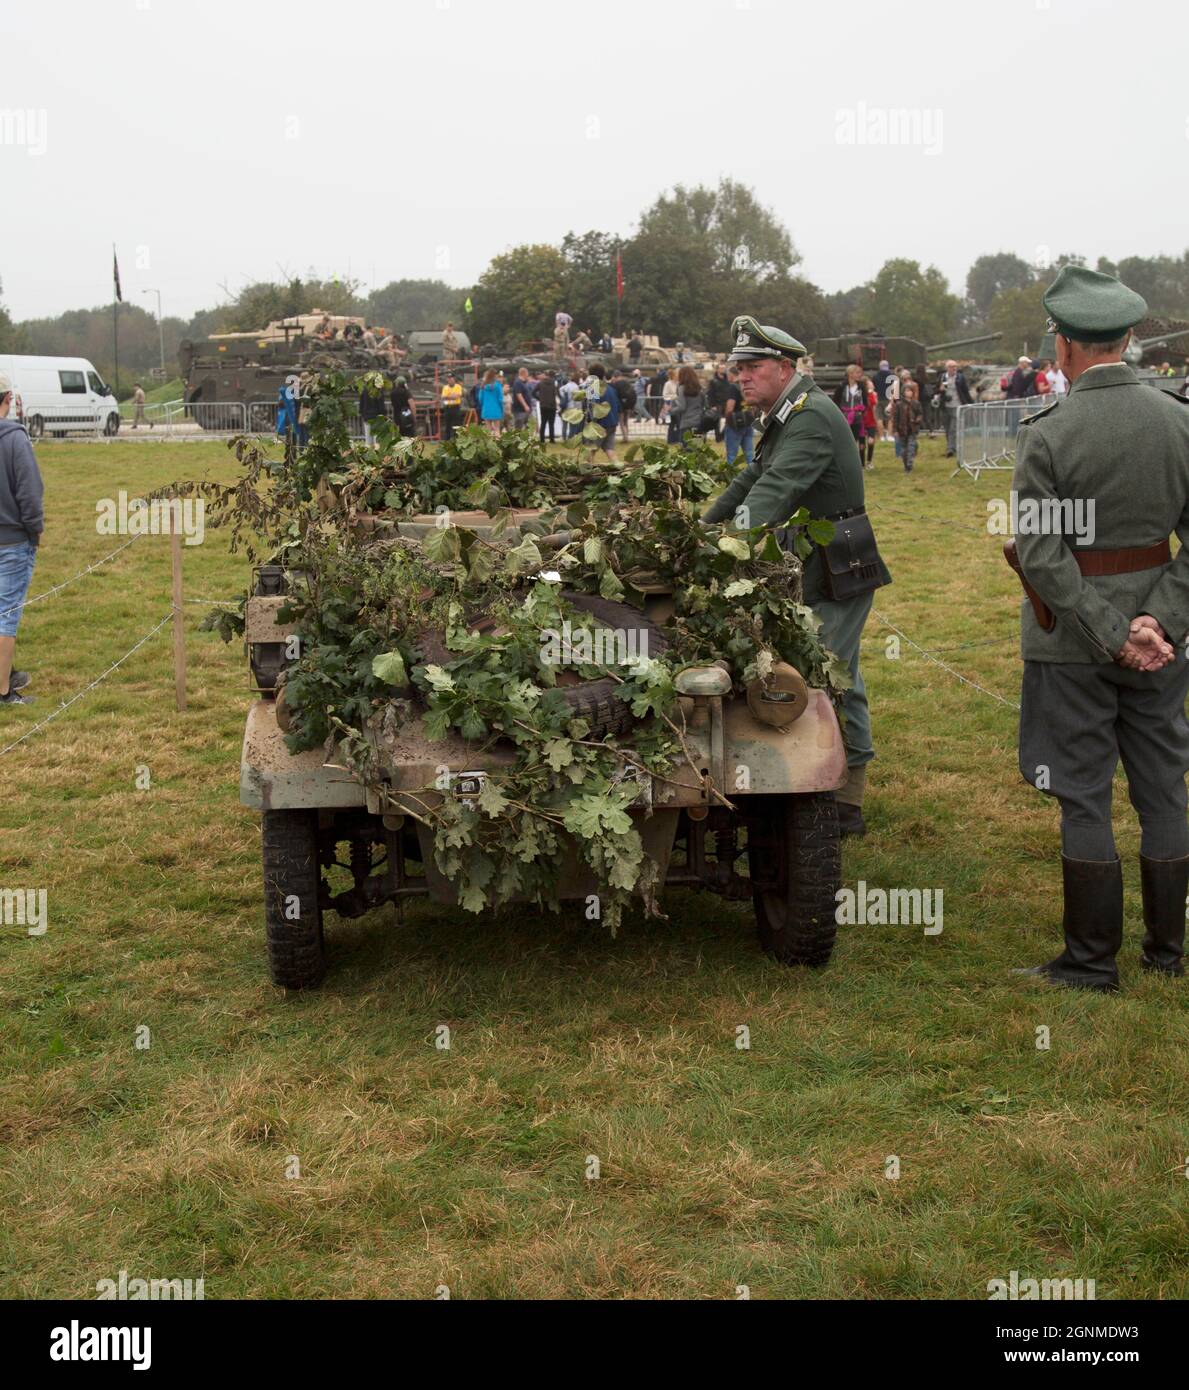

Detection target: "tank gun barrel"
[1132, 327, 1189, 350]
[925, 332, 1003, 353]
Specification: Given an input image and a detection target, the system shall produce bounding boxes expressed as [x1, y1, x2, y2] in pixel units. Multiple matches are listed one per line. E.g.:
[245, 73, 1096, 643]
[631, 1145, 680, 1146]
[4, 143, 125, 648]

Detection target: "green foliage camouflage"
[191, 374, 848, 931]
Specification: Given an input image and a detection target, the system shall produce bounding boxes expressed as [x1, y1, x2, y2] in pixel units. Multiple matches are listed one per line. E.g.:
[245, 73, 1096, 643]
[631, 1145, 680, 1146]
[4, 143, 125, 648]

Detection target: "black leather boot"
[1014, 856, 1122, 992]
[1139, 854, 1187, 977]
[836, 802, 866, 838]
[836, 766, 867, 838]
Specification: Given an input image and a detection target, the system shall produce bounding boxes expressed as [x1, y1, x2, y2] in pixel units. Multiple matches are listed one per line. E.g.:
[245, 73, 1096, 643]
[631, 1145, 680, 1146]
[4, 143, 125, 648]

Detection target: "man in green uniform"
[1011, 266, 1189, 991]
[703, 316, 891, 835]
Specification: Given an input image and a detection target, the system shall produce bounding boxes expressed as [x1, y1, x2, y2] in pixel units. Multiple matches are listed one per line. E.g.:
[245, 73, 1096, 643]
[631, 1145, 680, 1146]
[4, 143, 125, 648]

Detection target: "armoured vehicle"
[179, 323, 477, 433]
[406, 328, 473, 361]
[805, 331, 1003, 395]
[1123, 326, 1189, 369]
[240, 512, 846, 989]
[179, 313, 381, 430]
[1032, 322, 1189, 389]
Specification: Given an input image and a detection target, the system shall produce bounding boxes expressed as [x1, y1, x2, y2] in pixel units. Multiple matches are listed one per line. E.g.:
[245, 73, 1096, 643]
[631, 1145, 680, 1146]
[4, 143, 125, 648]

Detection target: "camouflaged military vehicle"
[240, 511, 847, 989]
[806, 330, 1003, 395]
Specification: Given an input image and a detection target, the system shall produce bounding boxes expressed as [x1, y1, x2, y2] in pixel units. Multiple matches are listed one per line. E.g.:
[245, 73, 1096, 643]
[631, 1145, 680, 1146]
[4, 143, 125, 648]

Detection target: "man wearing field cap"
[1010, 265, 1189, 990]
[703, 316, 891, 836]
[0, 371, 43, 706]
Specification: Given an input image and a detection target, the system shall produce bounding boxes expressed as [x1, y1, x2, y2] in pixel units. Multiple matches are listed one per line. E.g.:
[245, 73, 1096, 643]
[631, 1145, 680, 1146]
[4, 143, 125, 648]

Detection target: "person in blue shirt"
[477, 369, 504, 435]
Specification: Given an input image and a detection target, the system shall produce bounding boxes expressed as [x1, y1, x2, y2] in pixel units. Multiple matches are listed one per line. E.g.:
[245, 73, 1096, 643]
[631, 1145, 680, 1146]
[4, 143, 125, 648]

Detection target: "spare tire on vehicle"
[412, 589, 669, 739]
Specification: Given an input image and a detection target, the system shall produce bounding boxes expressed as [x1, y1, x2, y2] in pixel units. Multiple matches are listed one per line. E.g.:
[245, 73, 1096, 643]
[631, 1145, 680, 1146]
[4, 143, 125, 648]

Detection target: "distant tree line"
[4, 188, 1188, 381]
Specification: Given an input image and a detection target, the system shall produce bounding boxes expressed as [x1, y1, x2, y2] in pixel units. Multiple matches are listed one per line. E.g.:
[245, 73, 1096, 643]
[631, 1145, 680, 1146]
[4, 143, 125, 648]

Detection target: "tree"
[746, 275, 834, 350]
[1112, 253, 1189, 318]
[366, 279, 459, 335]
[827, 283, 877, 331]
[620, 179, 818, 349]
[466, 244, 568, 346]
[560, 230, 623, 338]
[0, 279, 29, 353]
[869, 259, 961, 345]
[637, 178, 797, 281]
[619, 227, 721, 346]
[988, 281, 1048, 358]
[216, 277, 364, 333]
[19, 301, 181, 381]
[965, 252, 1035, 320]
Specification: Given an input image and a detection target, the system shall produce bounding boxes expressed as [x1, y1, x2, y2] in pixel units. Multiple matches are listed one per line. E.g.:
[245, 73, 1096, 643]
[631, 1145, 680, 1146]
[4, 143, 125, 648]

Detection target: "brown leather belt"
[1073, 540, 1170, 576]
[1004, 539, 1170, 633]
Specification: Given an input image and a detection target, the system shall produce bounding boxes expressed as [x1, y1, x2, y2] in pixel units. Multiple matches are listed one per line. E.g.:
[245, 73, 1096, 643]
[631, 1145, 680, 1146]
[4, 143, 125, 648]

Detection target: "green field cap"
[728, 315, 807, 363]
[1043, 265, 1147, 342]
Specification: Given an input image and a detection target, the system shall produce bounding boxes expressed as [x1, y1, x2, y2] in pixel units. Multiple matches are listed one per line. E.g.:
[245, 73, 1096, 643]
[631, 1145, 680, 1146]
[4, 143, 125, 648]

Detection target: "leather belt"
[1073, 540, 1170, 576]
[1005, 538, 1171, 635]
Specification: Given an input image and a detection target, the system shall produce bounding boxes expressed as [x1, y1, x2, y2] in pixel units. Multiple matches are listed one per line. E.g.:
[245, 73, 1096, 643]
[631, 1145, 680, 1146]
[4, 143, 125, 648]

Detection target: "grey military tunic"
[1013, 362, 1189, 859]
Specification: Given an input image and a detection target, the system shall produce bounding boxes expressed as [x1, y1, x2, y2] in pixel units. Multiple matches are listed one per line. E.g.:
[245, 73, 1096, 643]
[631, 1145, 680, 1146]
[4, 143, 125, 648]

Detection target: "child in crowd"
[892, 380, 925, 472]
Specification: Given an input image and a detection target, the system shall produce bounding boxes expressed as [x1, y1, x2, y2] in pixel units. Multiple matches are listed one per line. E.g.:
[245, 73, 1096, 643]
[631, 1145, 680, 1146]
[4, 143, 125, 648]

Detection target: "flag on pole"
[112, 245, 122, 302]
[616, 252, 624, 302]
[464, 296, 473, 314]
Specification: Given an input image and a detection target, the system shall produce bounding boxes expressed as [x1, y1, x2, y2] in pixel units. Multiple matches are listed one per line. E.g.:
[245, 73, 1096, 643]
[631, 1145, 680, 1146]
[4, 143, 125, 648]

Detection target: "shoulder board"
[1019, 400, 1059, 426]
[772, 391, 810, 425]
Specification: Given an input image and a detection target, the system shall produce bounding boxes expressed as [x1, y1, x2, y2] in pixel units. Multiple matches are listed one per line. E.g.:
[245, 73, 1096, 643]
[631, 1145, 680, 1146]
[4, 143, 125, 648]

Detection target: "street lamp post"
[141, 288, 165, 378]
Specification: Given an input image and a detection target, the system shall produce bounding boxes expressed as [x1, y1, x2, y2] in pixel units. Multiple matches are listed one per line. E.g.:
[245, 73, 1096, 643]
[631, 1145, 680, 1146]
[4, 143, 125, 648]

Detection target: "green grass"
[0, 434, 1186, 1300]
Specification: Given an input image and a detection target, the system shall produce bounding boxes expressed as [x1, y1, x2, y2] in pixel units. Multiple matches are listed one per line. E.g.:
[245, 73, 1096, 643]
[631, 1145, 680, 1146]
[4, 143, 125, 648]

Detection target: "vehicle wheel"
[27, 415, 44, 440]
[262, 809, 325, 988]
[745, 793, 841, 966]
[104, 412, 120, 436]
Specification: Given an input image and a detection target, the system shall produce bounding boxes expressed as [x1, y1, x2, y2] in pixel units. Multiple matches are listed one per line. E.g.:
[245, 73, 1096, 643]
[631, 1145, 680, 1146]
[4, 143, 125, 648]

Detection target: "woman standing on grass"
[833, 363, 869, 465]
[671, 365, 706, 447]
[478, 369, 504, 436]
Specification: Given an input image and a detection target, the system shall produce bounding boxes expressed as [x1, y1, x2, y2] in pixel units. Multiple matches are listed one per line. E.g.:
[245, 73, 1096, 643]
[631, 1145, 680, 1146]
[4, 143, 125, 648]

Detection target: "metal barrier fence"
[111, 389, 734, 443]
[954, 395, 1052, 480]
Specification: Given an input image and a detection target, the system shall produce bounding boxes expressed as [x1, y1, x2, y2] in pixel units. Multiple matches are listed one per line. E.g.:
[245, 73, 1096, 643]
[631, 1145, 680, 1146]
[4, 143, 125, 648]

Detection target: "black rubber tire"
[262, 809, 326, 988]
[413, 589, 668, 739]
[103, 412, 120, 436]
[746, 793, 841, 966]
[26, 415, 44, 440]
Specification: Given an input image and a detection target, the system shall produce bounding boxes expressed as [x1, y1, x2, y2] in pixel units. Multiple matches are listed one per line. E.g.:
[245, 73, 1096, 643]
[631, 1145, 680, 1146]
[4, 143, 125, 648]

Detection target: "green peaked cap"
[728, 314, 807, 363]
[1043, 265, 1147, 342]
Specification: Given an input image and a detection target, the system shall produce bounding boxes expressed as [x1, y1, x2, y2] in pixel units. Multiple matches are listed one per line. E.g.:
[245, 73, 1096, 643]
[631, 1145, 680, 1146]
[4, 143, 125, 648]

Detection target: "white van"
[0, 354, 121, 438]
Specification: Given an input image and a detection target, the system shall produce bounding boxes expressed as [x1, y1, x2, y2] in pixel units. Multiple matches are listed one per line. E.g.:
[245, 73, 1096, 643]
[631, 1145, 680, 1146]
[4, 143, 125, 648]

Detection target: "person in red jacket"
[860, 375, 878, 469]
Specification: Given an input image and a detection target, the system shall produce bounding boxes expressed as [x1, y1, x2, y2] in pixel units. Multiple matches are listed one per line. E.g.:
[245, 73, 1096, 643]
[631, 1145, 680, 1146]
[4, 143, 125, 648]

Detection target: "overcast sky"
[3, 0, 1185, 325]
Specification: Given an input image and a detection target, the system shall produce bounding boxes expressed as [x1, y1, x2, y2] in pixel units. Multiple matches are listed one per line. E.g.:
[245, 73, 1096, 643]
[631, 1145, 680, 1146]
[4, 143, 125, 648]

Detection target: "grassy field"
[1, 433, 1186, 1300]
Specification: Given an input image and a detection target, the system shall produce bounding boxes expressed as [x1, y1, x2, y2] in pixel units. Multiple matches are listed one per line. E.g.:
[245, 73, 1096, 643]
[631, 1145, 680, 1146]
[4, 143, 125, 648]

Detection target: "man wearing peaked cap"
[704, 316, 891, 837]
[1008, 265, 1189, 990]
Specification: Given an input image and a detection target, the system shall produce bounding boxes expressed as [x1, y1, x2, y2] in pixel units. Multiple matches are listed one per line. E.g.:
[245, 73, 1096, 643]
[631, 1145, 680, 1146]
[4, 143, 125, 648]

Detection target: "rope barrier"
[867, 499, 990, 534]
[0, 612, 173, 756]
[0, 536, 140, 622]
[872, 609, 1021, 712]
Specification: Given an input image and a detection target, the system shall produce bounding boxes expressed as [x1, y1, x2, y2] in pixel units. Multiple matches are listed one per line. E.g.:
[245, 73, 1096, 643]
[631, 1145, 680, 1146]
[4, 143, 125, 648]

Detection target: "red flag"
[616, 252, 624, 302]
